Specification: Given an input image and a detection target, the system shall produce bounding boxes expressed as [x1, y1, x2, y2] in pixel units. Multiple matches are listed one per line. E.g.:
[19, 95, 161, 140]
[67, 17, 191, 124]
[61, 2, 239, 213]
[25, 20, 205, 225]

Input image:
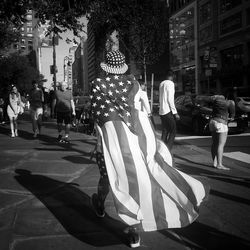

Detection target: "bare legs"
[211, 131, 229, 170]
[10, 117, 18, 137]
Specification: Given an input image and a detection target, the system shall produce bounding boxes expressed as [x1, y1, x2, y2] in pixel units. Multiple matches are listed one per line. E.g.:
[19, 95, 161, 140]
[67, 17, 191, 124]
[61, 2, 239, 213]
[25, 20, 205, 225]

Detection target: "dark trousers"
[160, 112, 176, 151]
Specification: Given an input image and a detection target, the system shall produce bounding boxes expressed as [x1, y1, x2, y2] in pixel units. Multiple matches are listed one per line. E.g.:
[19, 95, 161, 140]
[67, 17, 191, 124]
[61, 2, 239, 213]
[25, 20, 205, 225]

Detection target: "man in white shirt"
[159, 70, 180, 151]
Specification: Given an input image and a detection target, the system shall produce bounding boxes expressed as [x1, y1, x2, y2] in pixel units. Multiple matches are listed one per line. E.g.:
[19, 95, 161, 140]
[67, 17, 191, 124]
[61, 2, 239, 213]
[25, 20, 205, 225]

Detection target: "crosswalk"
[224, 152, 250, 165]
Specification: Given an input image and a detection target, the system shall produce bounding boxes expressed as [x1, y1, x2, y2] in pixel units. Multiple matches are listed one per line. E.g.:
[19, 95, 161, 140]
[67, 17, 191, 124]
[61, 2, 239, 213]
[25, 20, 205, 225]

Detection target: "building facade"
[168, 0, 250, 95]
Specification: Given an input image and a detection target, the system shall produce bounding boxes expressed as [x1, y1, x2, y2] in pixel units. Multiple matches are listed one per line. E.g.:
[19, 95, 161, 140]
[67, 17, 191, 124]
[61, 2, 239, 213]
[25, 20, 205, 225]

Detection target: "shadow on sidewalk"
[159, 221, 250, 250]
[14, 169, 129, 247]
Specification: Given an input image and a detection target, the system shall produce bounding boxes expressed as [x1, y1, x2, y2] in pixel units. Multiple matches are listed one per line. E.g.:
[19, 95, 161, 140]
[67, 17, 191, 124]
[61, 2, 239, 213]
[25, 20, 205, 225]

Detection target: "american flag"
[91, 74, 209, 231]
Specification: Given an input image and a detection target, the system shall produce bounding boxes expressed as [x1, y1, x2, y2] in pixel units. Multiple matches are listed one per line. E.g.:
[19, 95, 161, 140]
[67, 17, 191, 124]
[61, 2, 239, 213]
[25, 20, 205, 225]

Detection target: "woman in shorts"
[209, 95, 235, 170]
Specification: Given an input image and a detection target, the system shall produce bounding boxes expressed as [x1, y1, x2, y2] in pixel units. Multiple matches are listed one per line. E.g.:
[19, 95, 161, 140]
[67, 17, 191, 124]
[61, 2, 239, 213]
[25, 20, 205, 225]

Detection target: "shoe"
[63, 137, 70, 144]
[11, 134, 15, 138]
[57, 134, 63, 143]
[33, 130, 39, 138]
[15, 130, 18, 137]
[126, 227, 140, 248]
[91, 193, 105, 218]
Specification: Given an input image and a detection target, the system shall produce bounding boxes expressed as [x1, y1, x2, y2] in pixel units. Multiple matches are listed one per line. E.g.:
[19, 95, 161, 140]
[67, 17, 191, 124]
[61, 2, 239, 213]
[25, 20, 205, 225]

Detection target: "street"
[0, 116, 250, 250]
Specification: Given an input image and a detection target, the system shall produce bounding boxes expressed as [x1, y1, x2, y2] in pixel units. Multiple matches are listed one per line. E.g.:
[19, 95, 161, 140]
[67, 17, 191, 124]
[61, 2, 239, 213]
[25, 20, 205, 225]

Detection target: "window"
[21, 39, 25, 45]
[28, 40, 33, 45]
[220, 0, 242, 14]
[200, 1, 212, 25]
[27, 27, 33, 33]
[28, 45, 33, 51]
[200, 25, 213, 44]
[220, 12, 242, 35]
[26, 21, 32, 27]
[26, 14, 32, 21]
[247, 7, 250, 25]
[27, 33, 33, 37]
[221, 45, 243, 67]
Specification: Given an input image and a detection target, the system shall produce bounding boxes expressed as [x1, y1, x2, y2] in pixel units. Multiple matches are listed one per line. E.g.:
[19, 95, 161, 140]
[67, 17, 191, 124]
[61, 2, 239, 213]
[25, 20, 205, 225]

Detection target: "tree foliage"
[0, 53, 40, 95]
[88, 0, 169, 81]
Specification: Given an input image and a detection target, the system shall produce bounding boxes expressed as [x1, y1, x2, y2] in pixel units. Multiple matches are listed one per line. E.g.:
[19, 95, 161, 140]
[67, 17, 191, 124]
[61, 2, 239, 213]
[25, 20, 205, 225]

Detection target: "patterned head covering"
[100, 50, 128, 74]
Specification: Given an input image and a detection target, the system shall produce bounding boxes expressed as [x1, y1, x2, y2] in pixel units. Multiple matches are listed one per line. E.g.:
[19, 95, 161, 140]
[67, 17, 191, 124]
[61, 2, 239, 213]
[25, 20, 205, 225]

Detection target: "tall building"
[8, 10, 37, 59]
[168, 0, 250, 95]
[198, 0, 250, 95]
[168, 0, 198, 94]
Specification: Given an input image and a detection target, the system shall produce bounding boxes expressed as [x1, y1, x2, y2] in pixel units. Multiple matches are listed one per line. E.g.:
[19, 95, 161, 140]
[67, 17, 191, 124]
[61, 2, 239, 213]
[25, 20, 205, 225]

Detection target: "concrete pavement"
[0, 114, 250, 250]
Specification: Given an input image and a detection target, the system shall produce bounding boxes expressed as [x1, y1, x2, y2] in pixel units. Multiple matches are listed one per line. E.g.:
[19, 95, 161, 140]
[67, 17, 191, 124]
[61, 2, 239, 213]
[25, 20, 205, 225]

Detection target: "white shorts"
[30, 107, 43, 120]
[209, 119, 228, 133]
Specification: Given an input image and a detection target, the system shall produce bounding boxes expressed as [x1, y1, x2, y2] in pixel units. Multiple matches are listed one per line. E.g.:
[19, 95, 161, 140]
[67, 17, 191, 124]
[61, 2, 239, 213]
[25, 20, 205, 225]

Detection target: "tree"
[0, 53, 40, 95]
[88, 0, 169, 85]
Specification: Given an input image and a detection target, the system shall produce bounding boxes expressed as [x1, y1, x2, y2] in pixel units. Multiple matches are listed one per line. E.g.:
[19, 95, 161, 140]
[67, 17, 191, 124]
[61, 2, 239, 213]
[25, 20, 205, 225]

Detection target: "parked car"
[175, 94, 248, 135]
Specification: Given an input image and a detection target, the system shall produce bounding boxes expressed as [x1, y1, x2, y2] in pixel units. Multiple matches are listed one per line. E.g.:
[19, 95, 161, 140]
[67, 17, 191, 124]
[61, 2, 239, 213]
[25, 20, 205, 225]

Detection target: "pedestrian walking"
[29, 80, 44, 138]
[7, 85, 23, 137]
[90, 50, 208, 248]
[209, 95, 235, 170]
[159, 70, 180, 151]
[52, 81, 76, 143]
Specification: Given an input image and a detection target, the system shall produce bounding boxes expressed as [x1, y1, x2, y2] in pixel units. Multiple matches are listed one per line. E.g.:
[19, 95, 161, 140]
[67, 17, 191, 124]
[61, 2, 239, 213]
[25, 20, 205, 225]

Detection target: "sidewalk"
[0, 115, 249, 250]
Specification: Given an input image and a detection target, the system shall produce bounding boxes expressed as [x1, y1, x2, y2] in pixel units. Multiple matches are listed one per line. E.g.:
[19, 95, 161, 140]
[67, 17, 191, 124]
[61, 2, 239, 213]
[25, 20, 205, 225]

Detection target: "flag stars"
[121, 96, 126, 101]
[109, 107, 115, 112]
[92, 102, 97, 107]
[100, 105, 105, 109]
[108, 90, 113, 96]
[106, 77, 111, 81]
[109, 83, 115, 88]
[96, 96, 101, 100]
[114, 75, 119, 79]
[105, 100, 111, 104]
[96, 111, 101, 115]
[119, 81, 124, 86]
[122, 88, 127, 92]
[101, 84, 106, 88]
[97, 78, 101, 82]
[127, 80, 131, 84]
[104, 113, 109, 117]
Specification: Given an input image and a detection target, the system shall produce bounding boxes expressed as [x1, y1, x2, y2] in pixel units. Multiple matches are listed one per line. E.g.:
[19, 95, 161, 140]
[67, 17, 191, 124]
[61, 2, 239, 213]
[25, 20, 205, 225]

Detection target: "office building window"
[26, 14, 32, 21]
[200, 1, 212, 25]
[199, 25, 213, 44]
[27, 33, 33, 37]
[28, 40, 33, 45]
[220, 12, 242, 35]
[220, 0, 242, 14]
[27, 27, 33, 33]
[21, 39, 25, 45]
[221, 45, 243, 67]
[26, 21, 32, 27]
[247, 7, 250, 25]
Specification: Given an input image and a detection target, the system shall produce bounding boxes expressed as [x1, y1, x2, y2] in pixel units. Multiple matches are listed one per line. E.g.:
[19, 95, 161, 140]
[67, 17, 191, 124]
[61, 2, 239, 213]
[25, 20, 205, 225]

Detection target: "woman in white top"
[7, 85, 22, 137]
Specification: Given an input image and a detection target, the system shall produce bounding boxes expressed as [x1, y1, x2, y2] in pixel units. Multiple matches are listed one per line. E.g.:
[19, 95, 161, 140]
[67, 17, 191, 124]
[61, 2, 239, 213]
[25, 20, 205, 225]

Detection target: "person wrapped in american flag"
[90, 50, 209, 248]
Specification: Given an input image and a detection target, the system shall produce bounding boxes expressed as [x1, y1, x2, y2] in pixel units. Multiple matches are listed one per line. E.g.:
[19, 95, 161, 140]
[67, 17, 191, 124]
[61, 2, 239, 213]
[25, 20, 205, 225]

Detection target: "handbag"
[17, 101, 25, 114]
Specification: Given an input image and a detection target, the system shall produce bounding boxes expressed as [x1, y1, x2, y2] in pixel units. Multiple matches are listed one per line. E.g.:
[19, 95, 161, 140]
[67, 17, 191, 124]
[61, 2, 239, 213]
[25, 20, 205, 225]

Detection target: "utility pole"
[52, 25, 57, 90]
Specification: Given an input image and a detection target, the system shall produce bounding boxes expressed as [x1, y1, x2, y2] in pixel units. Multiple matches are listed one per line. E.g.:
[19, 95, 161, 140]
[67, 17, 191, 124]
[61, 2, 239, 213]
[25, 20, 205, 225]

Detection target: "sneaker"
[57, 134, 63, 143]
[126, 227, 140, 248]
[33, 130, 39, 138]
[11, 134, 15, 138]
[91, 193, 105, 218]
[62, 137, 70, 144]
